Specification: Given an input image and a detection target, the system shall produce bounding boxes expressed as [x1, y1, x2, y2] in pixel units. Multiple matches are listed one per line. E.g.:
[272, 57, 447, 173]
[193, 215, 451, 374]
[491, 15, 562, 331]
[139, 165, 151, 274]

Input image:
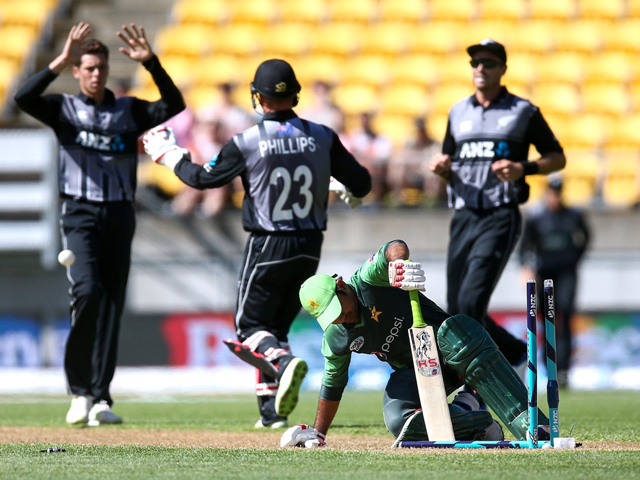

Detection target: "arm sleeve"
[524, 109, 564, 156]
[130, 55, 186, 131]
[357, 240, 407, 286]
[319, 336, 351, 401]
[441, 119, 456, 155]
[329, 131, 372, 198]
[13, 67, 63, 126]
[173, 139, 246, 189]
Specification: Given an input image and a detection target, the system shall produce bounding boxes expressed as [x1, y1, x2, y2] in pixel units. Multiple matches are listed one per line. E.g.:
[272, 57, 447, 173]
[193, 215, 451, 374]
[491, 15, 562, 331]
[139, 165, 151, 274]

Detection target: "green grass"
[0, 390, 639, 480]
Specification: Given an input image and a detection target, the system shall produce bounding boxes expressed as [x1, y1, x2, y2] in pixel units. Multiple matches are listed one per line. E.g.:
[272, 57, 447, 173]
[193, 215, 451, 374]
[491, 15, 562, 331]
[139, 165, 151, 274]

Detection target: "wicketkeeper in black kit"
[143, 59, 372, 428]
[14, 22, 185, 425]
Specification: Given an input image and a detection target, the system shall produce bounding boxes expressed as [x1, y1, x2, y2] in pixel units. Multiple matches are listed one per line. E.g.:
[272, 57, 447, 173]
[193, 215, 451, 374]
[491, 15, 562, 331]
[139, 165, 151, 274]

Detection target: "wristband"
[521, 161, 540, 176]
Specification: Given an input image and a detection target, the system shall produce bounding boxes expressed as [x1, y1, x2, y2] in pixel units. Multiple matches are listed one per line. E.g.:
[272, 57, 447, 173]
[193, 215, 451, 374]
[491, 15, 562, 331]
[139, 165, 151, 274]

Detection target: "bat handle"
[409, 290, 427, 328]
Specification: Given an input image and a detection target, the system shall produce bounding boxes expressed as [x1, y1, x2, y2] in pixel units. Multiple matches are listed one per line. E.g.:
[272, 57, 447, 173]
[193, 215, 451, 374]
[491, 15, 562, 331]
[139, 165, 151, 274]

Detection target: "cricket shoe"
[255, 418, 289, 429]
[391, 409, 426, 447]
[275, 356, 308, 417]
[88, 400, 123, 426]
[66, 395, 92, 425]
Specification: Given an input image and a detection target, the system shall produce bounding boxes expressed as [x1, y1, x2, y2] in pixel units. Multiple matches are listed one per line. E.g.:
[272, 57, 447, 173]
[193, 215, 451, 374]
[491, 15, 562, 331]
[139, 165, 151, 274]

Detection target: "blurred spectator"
[343, 112, 393, 206]
[171, 113, 230, 217]
[196, 82, 255, 142]
[519, 177, 591, 387]
[299, 80, 344, 133]
[388, 117, 445, 207]
[112, 78, 131, 99]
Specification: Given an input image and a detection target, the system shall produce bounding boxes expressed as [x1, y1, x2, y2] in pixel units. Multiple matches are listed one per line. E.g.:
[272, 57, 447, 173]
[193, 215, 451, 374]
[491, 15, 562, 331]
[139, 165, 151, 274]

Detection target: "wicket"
[397, 278, 575, 450]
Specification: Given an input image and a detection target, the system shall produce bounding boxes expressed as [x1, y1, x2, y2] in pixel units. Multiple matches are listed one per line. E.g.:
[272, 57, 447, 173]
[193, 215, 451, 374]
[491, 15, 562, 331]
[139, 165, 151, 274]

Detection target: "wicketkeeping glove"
[388, 260, 426, 291]
[280, 424, 327, 449]
[329, 177, 362, 209]
[142, 125, 188, 171]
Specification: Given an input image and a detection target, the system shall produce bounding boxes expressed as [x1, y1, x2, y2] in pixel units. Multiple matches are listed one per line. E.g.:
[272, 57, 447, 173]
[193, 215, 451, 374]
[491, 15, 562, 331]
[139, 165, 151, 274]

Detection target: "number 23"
[270, 165, 313, 221]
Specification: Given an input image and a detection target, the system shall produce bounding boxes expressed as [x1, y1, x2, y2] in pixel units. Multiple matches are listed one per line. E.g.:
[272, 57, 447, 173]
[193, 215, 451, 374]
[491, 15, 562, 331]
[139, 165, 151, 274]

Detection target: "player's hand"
[429, 153, 451, 179]
[280, 424, 327, 449]
[142, 126, 187, 170]
[58, 23, 92, 67]
[389, 260, 426, 291]
[491, 159, 524, 182]
[329, 177, 362, 208]
[117, 23, 153, 62]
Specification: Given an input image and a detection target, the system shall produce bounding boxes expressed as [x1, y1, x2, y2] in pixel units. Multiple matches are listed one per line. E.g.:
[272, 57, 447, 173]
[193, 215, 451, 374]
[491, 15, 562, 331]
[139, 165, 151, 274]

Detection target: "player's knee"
[437, 314, 498, 376]
[72, 281, 105, 305]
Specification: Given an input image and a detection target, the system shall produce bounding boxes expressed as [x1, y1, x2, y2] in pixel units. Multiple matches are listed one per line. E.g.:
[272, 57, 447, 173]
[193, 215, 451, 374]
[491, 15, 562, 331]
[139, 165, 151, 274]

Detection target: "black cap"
[467, 39, 507, 64]
[251, 59, 301, 99]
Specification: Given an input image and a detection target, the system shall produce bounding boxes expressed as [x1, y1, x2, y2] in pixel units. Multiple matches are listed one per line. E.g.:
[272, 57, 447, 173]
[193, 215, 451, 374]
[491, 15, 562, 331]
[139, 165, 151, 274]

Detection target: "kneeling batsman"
[281, 240, 548, 448]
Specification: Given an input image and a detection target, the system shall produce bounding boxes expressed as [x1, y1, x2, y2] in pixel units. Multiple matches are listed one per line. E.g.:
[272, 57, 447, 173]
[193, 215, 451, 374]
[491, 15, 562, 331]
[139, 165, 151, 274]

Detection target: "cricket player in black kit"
[143, 59, 372, 428]
[14, 22, 185, 425]
[429, 39, 566, 368]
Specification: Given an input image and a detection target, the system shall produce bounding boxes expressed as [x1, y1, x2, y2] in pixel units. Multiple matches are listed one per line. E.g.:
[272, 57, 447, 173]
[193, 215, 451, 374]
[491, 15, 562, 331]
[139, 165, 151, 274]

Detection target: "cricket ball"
[58, 249, 76, 267]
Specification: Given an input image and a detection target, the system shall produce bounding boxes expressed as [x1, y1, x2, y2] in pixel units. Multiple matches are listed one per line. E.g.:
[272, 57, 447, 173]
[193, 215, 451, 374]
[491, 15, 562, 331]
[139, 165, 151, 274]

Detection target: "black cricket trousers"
[60, 198, 135, 405]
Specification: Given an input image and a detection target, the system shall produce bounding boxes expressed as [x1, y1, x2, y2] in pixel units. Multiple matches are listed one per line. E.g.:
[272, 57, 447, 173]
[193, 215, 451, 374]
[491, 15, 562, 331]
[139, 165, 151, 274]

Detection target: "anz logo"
[459, 141, 495, 159]
[75, 131, 126, 152]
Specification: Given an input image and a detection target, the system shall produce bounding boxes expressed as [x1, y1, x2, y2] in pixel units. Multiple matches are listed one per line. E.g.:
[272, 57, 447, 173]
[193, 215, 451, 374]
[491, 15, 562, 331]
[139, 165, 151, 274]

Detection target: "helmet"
[250, 59, 301, 111]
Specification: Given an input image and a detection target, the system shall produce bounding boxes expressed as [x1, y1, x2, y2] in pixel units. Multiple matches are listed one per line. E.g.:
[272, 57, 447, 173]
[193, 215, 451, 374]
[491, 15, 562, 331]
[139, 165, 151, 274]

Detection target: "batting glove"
[280, 424, 327, 449]
[329, 177, 362, 209]
[388, 260, 426, 291]
[142, 125, 188, 171]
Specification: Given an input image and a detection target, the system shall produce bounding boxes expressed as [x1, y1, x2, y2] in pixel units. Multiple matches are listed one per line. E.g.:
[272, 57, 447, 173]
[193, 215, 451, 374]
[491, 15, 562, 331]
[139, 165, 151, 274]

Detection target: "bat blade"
[408, 324, 455, 441]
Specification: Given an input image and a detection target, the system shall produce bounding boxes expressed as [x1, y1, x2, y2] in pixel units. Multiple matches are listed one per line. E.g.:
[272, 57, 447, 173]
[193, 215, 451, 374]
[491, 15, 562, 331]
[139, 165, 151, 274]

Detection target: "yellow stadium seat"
[578, 0, 625, 20]
[601, 152, 640, 208]
[172, 0, 230, 26]
[629, 0, 640, 18]
[0, 25, 36, 64]
[478, 0, 527, 22]
[332, 84, 377, 116]
[427, 113, 449, 141]
[526, 173, 549, 205]
[260, 23, 311, 57]
[0, 57, 18, 91]
[560, 114, 610, 150]
[534, 52, 586, 85]
[229, 0, 278, 25]
[504, 53, 540, 91]
[360, 23, 412, 56]
[437, 54, 474, 85]
[380, 84, 431, 117]
[505, 21, 557, 54]
[560, 150, 600, 207]
[0, 0, 52, 30]
[429, 0, 477, 22]
[379, 0, 428, 23]
[127, 84, 161, 102]
[432, 84, 473, 115]
[310, 24, 364, 57]
[293, 55, 346, 86]
[602, 20, 640, 53]
[605, 114, 640, 149]
[584, 52, 639, 85]
[194, 55, 245, 87]
[529, 0, 577, 21]
[278, 0, 328, 24]
[212, 24, 264, 56]
[531, 84, 582, 116]
[153, 25, 214, 58]
[632, 82, 640, 112]
[329, 0, 379, 24]
[583, 84, 631, 116]
[187, 85, 223, 110]
[341, 55, 392, 88]
[138, 160, 185, 197]
[554, 21, 605, 54]
[408, 22, 460, 55]
[392, 54, 441, 88]
[156, 56, 201, 89]
[371, 114, 415, 147]
[456, 22, 514, 54]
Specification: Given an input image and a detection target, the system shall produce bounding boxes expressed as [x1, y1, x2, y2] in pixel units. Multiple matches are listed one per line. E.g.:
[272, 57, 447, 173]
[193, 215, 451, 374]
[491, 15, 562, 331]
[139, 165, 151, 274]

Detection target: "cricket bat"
[408, 290, 456, 441]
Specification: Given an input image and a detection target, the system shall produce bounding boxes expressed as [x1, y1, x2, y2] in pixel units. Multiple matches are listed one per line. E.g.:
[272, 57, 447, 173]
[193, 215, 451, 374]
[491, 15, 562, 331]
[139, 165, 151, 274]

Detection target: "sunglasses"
[470, 59, 502, 69]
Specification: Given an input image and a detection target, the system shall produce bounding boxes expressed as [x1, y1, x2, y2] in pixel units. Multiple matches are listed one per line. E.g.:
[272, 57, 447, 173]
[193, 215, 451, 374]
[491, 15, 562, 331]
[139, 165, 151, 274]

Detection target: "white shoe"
[88, 400, 123, 426]
[66, 395, 92, 425]
[254, 418, 289, 429]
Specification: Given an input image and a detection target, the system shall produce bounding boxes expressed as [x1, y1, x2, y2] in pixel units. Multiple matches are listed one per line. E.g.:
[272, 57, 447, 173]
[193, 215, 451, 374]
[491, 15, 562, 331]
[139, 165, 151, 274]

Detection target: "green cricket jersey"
[319, 240, 450, 401]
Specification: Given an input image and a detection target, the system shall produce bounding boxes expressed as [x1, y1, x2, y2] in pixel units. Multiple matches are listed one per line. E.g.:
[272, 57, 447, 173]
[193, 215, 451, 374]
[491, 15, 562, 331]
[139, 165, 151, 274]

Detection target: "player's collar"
[262, 109, 298, 121]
